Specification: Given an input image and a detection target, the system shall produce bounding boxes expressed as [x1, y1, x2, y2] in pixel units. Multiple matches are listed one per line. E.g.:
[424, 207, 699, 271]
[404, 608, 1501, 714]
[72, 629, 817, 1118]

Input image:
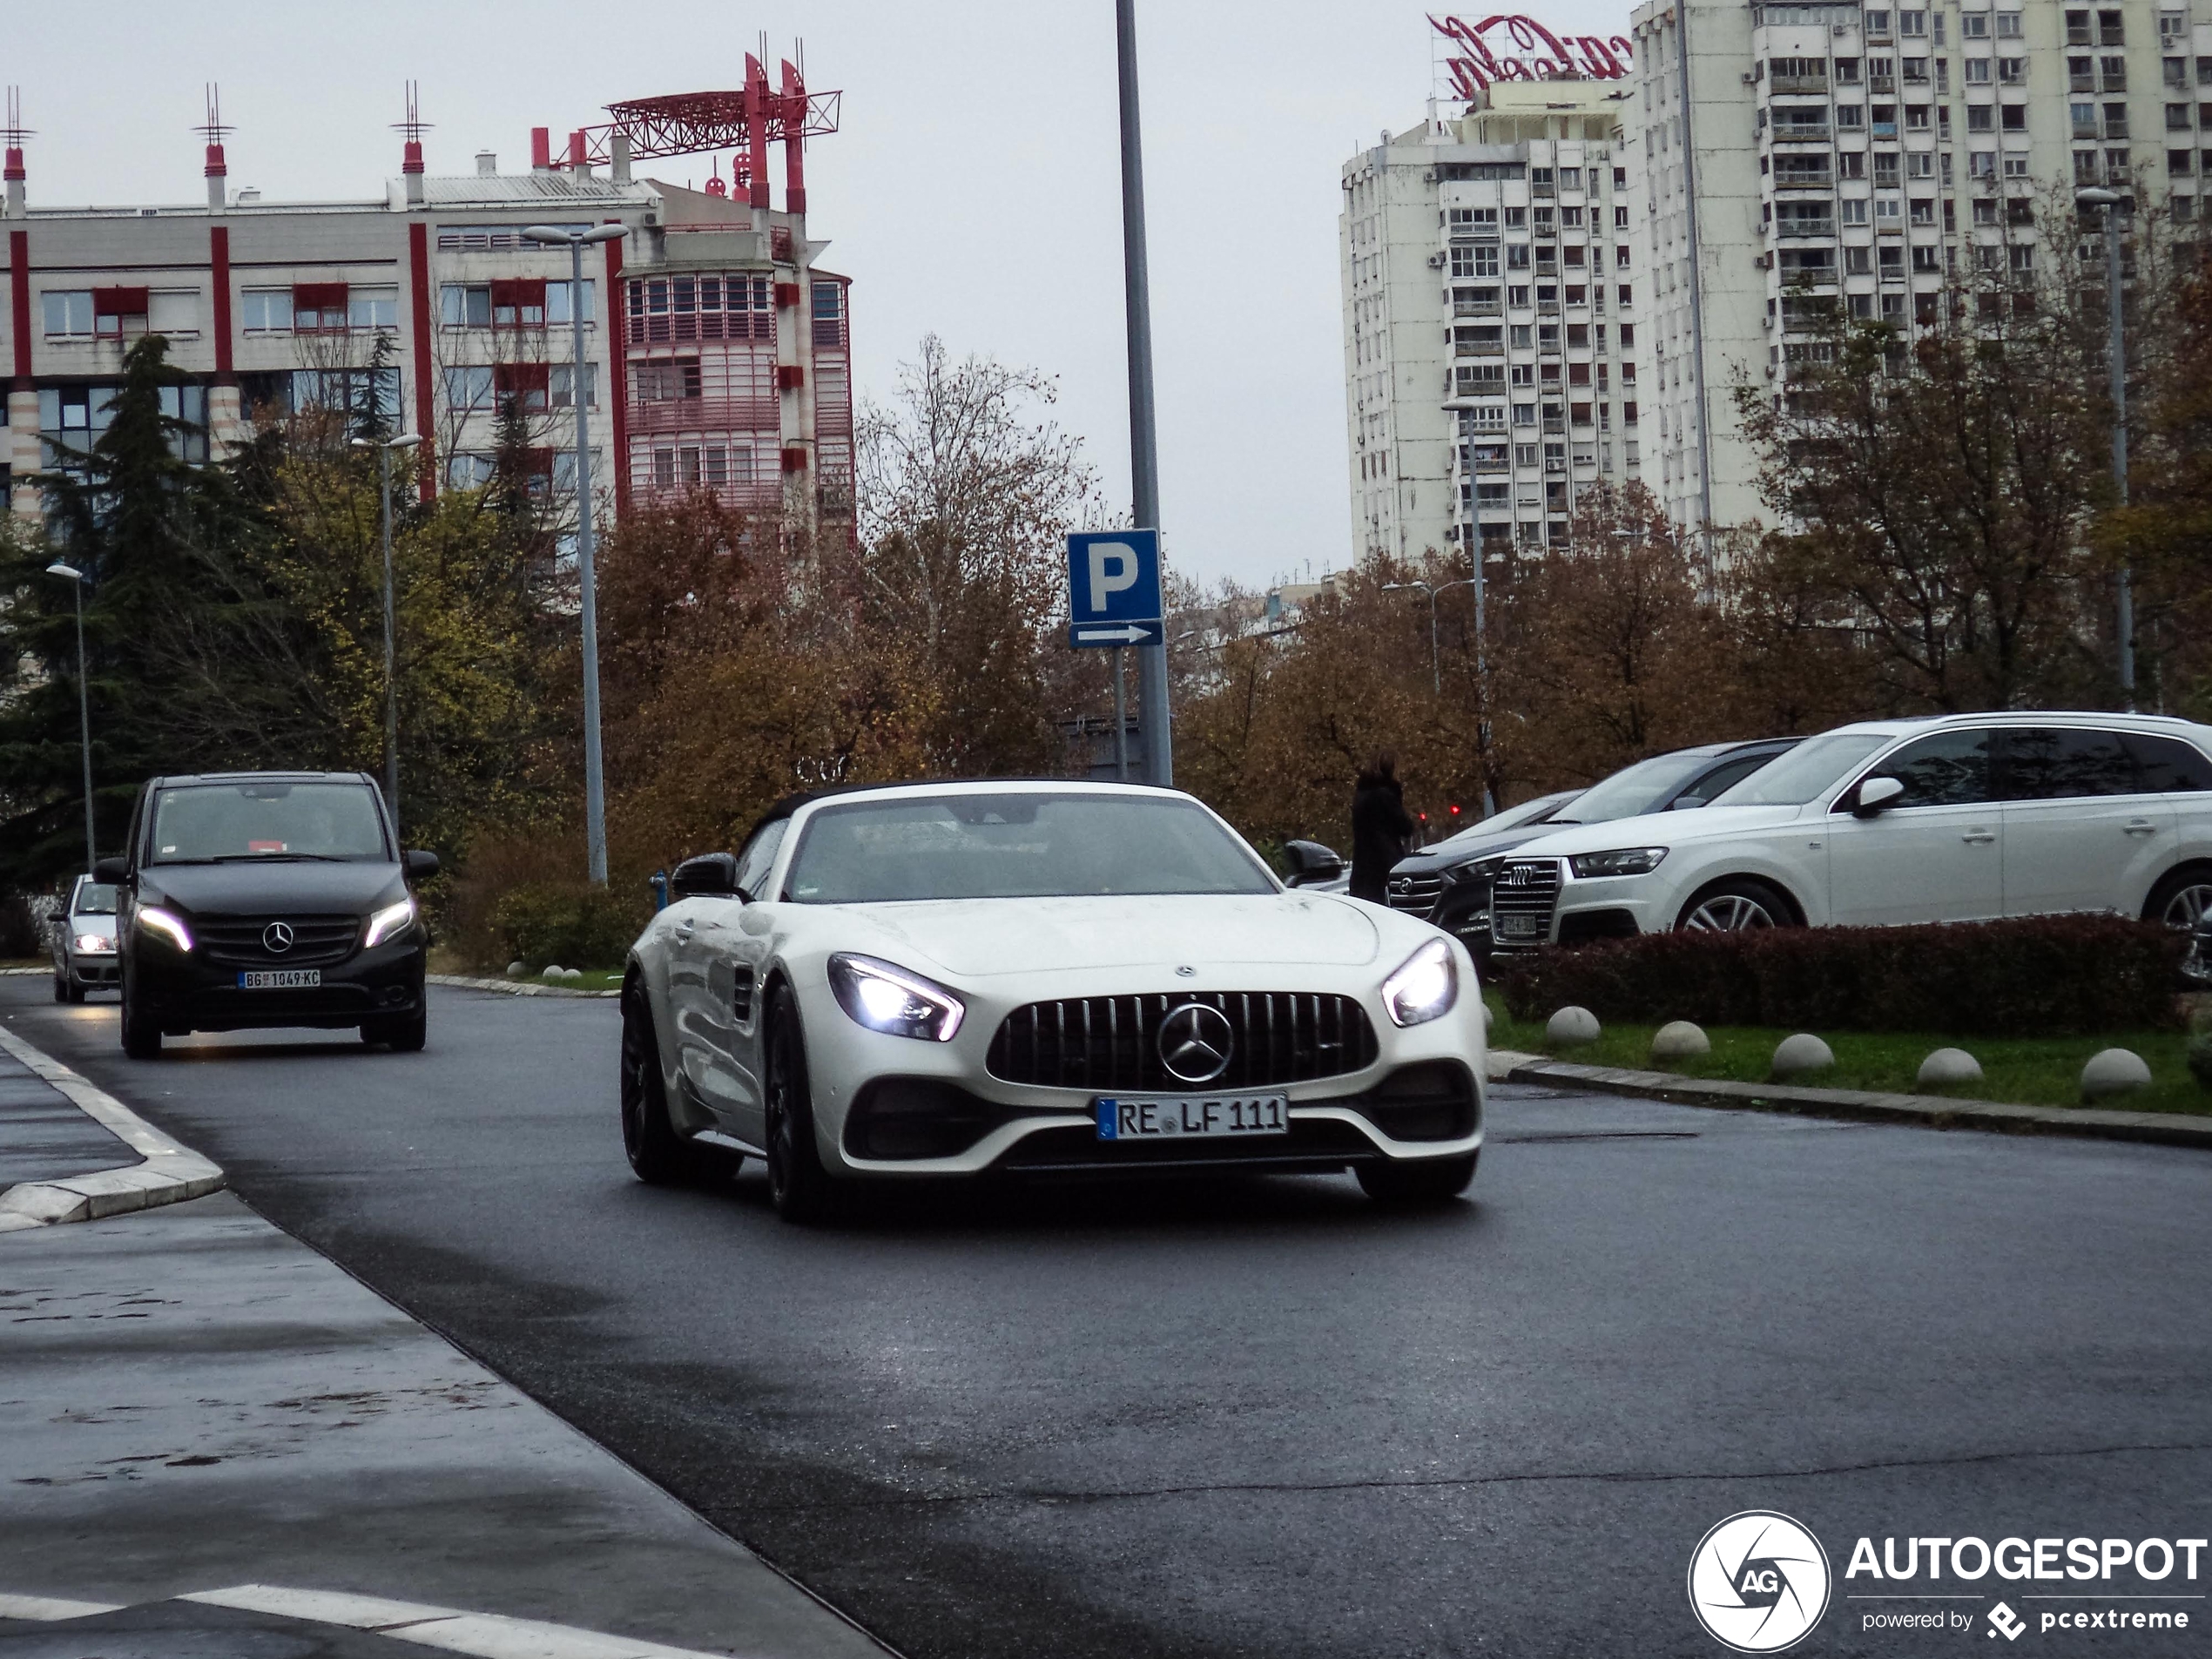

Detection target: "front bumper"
[62, 947, 120, 988]
[1480, 860, 1666, 954]
[129, 939, 425, 1033]
[800, 966, 1488, 1180]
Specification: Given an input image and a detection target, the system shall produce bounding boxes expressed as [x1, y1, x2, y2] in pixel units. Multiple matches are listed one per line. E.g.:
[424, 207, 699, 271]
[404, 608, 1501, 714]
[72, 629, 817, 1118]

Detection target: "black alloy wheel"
[1357, 1150, 1480, 1204]
[619, 988, 691, 1185]
[2146, 866, 2212, 931]
[763, 990, 835, 1224]
[118, 974, 162, 1060]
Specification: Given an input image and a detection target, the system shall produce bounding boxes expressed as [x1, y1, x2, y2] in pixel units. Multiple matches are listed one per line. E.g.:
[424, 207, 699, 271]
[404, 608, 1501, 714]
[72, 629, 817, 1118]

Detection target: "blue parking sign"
[1067, 530, 1162, 627]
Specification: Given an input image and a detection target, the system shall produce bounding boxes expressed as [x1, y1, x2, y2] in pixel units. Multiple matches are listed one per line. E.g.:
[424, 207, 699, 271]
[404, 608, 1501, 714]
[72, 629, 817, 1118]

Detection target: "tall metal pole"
[2101, 203, 2134, 709]
[1110, 646, 1129, 780]
[1426, 587, 1441, 697]
[1116, 0, 1172, 786]
[570, 233, 609, 884]
[72, 581, 93, 874]
[377, 445, 400, 834]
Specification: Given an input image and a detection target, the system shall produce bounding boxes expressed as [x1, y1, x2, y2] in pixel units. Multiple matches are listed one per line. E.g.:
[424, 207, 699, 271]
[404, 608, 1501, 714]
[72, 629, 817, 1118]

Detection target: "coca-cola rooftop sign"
[1430, 14, 1634, 98]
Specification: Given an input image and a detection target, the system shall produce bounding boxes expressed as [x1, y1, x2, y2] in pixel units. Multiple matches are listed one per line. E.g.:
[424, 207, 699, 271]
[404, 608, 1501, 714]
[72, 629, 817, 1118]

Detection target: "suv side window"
[732, 818, 788, 900]
[2001, 728, 2139, 799]
[1864, 728, 1997, 806]
[1674, 752, 1772, 808]
[2126, 732, 2212, 792]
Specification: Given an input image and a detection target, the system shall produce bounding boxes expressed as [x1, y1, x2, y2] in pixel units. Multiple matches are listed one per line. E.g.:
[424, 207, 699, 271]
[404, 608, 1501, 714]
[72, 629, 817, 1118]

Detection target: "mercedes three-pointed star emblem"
[262, 921, 295, 954]
[1157, 1001, 1234, 1085]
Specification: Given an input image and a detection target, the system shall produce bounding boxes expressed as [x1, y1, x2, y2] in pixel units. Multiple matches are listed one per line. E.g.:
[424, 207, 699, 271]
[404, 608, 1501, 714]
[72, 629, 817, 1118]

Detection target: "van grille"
[987, 993, 1379, 1092]
[197, 915, 362, 969]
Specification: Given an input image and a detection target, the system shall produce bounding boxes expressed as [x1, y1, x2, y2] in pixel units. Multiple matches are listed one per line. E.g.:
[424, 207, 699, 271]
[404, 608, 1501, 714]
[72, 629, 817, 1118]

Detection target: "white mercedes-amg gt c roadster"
[618, 781, 1486, 1221]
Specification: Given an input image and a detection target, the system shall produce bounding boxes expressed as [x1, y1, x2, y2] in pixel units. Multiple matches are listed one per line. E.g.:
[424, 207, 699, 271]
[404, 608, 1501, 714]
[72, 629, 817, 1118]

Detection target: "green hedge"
[1495, 916, 2188, 1038]
[491, 883, 651, 971]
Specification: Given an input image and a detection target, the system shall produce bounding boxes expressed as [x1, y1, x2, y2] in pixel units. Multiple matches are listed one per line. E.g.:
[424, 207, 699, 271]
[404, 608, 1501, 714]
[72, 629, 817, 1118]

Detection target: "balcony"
[1869, 74, 1897, 93]
[1454, 298, 1504, 316]
[1455, 341, 1506, 356]
[2071, 71, 2096, 92]
[1770, 74, 1831, 95]
[1541, 417, 1566, 435]
[1771, 123, 1834, 143]
[1871, 120, 1899, 138]
[1774, 169, 1836, 189]
[1775, 219, 1838, 238]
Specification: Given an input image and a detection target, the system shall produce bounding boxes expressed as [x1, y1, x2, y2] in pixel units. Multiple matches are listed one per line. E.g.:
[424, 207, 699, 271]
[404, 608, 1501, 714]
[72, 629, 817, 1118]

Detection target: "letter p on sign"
[1066, 529, 1163, 625]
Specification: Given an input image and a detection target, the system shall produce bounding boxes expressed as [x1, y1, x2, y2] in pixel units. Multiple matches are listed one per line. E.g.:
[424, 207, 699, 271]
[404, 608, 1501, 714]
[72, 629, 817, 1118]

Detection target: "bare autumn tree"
[1733, 264, 2113, 711]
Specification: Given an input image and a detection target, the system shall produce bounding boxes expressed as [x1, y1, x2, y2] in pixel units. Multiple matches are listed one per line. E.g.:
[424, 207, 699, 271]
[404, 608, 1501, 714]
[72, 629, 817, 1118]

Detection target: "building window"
[349, 288, 399, 332]
[240, 290, 291, 333]
[1996, 10, 2021, 36]
[493, 362, 550, 411]
[626, 273, 765, 344]
[550, 363, 598, 408]
[443, 367, 496, 410]
[291, 367, 398, 422]
[1968, 105, 1994, 131]
[635, 359, 703, 401]
[42, 291, 94, 338]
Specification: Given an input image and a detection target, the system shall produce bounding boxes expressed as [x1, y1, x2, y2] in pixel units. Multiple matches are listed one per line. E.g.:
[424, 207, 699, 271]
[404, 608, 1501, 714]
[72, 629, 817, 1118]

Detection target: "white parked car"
[619, 781, 1487, 1221]
[1471, 712, 2212, 948]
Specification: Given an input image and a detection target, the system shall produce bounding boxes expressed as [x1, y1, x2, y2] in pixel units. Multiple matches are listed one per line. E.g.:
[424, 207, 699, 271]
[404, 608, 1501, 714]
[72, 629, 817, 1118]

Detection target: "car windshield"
[783, 793, 1278, 903]
[1431, 792, 1571, 851]
[147, 782, 390, 864]
[1548, 753, 1715, 825]
[72, 882, 119, 915]
[1711, 733, 1892, 806]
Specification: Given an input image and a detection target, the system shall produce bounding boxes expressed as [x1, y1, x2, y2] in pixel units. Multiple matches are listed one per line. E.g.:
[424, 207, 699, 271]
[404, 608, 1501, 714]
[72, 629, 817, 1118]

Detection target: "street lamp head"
[388, 432, 423, 449]
[45, 561, 84, 582]
[2074, 185, 2121, 207]
[520, 223, 627, 246]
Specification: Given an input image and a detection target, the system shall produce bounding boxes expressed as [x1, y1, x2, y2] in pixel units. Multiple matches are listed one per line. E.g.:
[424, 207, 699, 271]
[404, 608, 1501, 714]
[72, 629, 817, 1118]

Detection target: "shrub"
[1495, 915, 2188, 1039]
[491, 883, 651, 971]
[2190, 1006, 2212, 1090]
[0, 893, 46, 959]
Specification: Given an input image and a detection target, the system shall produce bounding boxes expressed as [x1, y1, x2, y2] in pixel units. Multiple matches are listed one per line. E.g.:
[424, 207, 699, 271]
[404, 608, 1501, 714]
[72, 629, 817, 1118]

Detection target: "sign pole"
[1116, 0, 1172, 786]
[1111, 646, 1129, 780]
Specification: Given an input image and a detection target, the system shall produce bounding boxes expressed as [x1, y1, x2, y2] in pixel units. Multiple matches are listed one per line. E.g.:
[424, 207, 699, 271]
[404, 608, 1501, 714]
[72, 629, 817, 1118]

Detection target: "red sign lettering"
[1430, 14, 1635, 99]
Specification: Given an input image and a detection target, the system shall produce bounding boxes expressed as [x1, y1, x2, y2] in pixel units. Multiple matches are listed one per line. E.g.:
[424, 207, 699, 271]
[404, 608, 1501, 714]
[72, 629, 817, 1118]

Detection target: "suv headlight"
[364, 897, 419, 948]
[1568, 846, 1669, 880]
[828, 954, 966, 1042]
[1381, 937, 1458, 1028]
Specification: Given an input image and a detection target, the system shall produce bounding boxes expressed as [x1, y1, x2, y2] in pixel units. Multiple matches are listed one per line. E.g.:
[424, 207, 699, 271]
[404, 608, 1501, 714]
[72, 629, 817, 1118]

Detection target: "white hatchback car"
[1474, 712, 2212, 948]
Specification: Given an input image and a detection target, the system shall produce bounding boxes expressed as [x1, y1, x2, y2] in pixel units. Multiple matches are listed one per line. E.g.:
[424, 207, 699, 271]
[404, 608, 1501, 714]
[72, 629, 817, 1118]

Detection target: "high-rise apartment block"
[1631, 0, 2212, 535]
[1341, 77, 1642, 566]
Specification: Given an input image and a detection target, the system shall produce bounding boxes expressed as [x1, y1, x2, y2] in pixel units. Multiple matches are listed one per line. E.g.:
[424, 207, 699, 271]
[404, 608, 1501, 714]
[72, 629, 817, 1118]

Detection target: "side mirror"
[92, 856, 130, 884]
[1281, 840, 1345, 886]
[403, 849, 442, 880]
[1853, 775, 1906, 818]
[671, 852, 742, 899]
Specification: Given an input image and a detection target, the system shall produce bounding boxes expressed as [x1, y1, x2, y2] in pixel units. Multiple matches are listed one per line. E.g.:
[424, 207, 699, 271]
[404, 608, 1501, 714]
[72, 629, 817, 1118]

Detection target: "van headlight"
[1381, 937, 1458, 1028]
[828, 954, 966, 1042]
[136, 906, 193, 953]
[1568, 846, 1669, 879]
[364, 897, 419, 948]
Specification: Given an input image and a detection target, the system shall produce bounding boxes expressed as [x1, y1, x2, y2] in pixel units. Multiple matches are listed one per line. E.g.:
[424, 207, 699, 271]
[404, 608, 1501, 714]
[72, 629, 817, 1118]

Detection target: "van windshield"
[147, 782, 391, 864]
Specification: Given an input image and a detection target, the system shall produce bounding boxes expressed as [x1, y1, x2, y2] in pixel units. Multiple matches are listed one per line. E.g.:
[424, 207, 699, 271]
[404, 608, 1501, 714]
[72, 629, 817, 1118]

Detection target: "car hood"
[138, 861, 407, 917]
[829, 893, 1386, 978]
[1503, 804, 1813, 860]
[1393, 826, 1561, 875]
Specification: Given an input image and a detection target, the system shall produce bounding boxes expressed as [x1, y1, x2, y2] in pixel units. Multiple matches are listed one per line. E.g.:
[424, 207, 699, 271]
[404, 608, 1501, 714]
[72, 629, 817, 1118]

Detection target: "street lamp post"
[1385, 574, 1493, 814]
[350, 431, 422, 834]
[522, 222, 627, 886]
[44, 561, 95, 873]
[2076, 185, 2133, 708]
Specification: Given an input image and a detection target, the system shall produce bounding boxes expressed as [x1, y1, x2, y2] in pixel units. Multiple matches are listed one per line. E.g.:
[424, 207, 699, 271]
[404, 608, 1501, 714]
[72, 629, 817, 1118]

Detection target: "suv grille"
[1386, 871, 1445, 918]
[197, 914, 362, 969]
[988, 993, 1379, 1092]
[1488, 859, 1561, 947]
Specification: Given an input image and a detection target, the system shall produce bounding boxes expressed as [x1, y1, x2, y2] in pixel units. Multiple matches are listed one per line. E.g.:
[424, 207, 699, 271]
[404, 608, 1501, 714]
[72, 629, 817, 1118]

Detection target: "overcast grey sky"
[11, 0, 1624, 589]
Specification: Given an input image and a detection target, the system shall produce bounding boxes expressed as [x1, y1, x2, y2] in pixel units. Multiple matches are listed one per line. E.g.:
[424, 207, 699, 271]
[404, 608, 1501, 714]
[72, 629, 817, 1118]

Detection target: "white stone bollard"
[1917, 1048, 1983, 1088]
[1651, 1020, 1710, 1061]
[1546, 1006, 1602, 1045]
[541, 964, 566, 981]
[2080, 1048, 2152, 1103]
[506, 960, 528, 980]
[1771, 1033, 1835, 1079]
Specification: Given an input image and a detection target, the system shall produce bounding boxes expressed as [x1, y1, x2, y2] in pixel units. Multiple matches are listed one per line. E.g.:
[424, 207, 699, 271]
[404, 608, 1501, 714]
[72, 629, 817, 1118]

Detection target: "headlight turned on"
[73, 934, 113, 954]
[1567, 846, 1670, 880]
[136, 906, 193, 952]
[1381, 937, 1458, 1028]
[364, 896, 418, 948]
[828, 954, 967, 1042]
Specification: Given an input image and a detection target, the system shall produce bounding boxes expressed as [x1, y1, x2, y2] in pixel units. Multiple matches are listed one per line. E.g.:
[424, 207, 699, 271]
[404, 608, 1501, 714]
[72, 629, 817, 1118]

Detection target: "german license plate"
[1095, 1096, 1289, 1141]
[238, 969, 320, 989]
[1496, 912, 1541, 940]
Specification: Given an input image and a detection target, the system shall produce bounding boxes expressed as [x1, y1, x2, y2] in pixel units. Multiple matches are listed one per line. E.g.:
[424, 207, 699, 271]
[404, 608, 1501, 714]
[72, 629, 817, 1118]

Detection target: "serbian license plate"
[238, 969, 320, 989]
[1495, 912, 1542, 941]
[1096, 1095, 1290, 1141]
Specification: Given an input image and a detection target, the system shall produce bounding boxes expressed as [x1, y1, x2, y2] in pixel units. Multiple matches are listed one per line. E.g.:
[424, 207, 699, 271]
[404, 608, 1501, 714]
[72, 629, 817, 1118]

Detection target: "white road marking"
[178, 1585, 748, 1656]
[0, 1594, 125, 1620]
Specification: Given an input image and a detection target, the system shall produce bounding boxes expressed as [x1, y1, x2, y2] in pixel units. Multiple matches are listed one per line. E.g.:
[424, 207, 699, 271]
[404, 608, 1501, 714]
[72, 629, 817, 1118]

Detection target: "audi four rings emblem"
[1157, 1002, 1234, 1084]
[262, 921, 295, 954]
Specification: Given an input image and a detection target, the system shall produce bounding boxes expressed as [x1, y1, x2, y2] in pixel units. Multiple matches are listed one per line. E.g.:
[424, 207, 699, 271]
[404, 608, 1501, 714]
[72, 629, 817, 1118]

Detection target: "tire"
[66, 980, 85, 1004]
[1359, 1150, 1479, 1204]
[364, 1006, 428, 1052]
[763, 989, 837, 1224]
[1676, 877, 1796, 934]
[619, 988, 693, 1185]
[2145, 865, 2212, 930]
[52, 974, 66, 1003]
[119, 984, 162, 1060]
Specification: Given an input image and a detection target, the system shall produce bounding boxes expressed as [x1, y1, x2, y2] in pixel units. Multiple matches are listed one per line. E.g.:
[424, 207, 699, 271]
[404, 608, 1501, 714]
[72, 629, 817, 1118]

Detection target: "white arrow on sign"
[1073, 624, 1155, 644]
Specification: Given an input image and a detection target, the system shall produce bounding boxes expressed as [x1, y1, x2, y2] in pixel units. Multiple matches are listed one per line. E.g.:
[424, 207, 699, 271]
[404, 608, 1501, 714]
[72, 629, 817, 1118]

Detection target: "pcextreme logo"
[1688, 1510, 1833, 1653]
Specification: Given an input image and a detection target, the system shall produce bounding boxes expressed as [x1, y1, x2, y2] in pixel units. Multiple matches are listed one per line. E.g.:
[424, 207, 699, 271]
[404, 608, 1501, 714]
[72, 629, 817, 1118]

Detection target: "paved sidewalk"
[0, 1042, 128, 1188]
[0, 1190, 894, 1658]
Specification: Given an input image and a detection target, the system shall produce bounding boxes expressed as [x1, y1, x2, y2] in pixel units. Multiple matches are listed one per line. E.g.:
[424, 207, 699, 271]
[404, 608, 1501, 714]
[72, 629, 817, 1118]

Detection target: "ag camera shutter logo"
[1688, 1511, 1831, 1652]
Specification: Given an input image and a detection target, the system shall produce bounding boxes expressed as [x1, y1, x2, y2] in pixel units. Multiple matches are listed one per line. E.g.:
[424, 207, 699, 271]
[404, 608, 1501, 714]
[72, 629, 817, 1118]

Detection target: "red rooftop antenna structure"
[192, 84, 234, 209]
[3, 87, 30, 211]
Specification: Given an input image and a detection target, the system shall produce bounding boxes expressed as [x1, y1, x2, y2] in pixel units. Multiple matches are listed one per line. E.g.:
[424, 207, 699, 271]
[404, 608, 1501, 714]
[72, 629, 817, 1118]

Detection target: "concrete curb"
[0, 1024, 226, 1233]
[1485, 1047, 2212, 1150]
[428, 973, 619, 1000]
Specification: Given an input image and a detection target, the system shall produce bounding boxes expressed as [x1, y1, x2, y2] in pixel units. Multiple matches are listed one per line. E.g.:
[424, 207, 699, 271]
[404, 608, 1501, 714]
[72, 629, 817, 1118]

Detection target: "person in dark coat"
[1348, 752, 1415, 904]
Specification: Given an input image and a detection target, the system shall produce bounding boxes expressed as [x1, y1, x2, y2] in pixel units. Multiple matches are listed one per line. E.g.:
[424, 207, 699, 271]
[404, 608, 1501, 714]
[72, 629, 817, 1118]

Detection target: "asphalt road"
[6, 979, 2211, 1658]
